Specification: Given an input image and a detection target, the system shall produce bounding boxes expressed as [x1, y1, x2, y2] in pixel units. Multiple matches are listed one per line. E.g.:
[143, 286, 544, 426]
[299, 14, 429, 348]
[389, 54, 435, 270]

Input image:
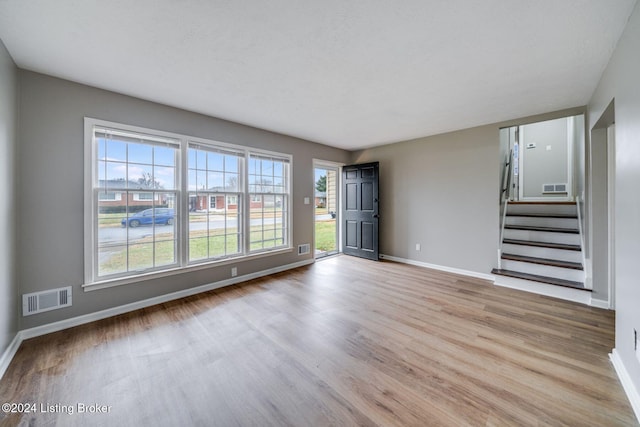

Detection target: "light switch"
[304, 197, 310, 205]
[546, 145, 552, 151]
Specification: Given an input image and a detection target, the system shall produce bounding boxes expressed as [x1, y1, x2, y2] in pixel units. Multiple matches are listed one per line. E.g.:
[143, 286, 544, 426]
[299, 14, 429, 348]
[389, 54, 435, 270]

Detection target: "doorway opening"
[314, 163, 340, 259]
[501, 114, 584, 202]
[589, 99, 616, 308]
[495, 114, 588, 294]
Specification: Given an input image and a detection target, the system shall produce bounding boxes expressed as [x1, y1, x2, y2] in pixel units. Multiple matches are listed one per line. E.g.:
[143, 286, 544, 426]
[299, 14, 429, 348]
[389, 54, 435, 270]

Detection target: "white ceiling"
[0, 1, 636, 150]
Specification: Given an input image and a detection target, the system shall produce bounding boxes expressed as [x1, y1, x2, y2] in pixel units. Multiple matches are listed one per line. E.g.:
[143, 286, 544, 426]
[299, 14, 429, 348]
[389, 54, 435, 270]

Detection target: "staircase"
[492, 201, 588, 291]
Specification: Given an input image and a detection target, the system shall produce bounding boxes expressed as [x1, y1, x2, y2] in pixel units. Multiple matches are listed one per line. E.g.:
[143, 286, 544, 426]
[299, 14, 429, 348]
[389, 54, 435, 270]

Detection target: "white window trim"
[84, 117, 293, 291]
[246, 149, 292, 254]
[133, 192, 159, 201]
[98, 192, 122, 201]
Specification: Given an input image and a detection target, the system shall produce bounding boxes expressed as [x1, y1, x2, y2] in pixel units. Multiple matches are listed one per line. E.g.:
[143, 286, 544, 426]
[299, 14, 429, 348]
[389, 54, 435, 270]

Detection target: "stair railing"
[501, 149, 513, 202]
[498, 149, 513, 270]
[575, 196, 589, 287]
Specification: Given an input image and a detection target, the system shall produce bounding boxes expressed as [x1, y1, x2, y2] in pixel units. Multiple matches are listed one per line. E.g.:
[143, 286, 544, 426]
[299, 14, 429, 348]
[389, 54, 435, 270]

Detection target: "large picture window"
[85, 119, 292, 288]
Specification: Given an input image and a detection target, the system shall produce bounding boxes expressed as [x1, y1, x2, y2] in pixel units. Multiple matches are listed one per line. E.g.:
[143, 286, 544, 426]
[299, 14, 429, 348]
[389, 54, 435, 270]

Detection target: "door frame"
[313, 159, 343, 259]
[606, 124, 616, 309]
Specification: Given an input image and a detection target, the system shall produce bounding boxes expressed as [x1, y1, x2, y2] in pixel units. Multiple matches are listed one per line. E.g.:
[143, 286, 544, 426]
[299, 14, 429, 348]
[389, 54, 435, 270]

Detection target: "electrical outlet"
[415, 243, 421, 251]
[231, 267, 237, 277]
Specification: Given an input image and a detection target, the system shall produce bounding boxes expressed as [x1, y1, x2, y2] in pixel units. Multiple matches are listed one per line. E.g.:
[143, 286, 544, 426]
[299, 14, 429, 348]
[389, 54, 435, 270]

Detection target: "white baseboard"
[589, 298, 610, 309]
[610, 349, 640, 423]
[493, 274, 592, 305]
[0, 333, 22, 381]
[379, 254, 599, 307]
[0, 258, 315, 379]
[21, 258, 314, 340]
[379, 254, 495, 282]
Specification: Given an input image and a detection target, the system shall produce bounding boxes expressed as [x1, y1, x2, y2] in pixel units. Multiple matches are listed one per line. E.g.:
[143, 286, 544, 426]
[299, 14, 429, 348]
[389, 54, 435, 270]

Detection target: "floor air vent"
[298, 244, 310, 255]
[23, 286, 72, 316]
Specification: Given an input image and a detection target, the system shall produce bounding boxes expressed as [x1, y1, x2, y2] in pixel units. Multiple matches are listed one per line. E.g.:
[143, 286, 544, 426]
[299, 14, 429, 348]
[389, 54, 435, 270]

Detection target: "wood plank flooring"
[1, 256, 637, 426]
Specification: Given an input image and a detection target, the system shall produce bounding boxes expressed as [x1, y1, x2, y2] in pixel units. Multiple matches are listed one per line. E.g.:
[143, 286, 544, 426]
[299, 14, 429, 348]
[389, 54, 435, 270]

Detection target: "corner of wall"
[0, 37, 20, 374]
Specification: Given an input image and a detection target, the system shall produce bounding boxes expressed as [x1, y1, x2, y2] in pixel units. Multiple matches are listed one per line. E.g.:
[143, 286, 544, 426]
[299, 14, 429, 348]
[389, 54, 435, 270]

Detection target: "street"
[99, 215, 284, 244]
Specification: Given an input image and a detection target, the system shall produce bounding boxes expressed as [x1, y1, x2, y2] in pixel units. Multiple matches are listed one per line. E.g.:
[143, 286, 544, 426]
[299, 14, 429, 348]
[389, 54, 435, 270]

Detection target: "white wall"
[0, 40, 18, 357]
[588, 0, 640, 407]
[521, 117, 568, 199]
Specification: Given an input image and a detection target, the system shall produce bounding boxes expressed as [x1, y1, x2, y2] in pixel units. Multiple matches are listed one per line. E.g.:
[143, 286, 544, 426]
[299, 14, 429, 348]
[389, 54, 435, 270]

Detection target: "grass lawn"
[99, 213, 338, 275]
[315, 219, 337, 252]
[99, 226, 285, 275]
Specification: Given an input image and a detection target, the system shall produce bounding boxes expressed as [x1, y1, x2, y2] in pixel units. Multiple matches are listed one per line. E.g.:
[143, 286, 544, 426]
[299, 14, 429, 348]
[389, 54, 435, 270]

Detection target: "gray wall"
[350, 107, 586, 279]
[17, 71, 350, 329]
[351, 125, 500, 274]
[0, 40, 18, 356]
[588, 0, 640, 396]
[521, 117, 568, 198]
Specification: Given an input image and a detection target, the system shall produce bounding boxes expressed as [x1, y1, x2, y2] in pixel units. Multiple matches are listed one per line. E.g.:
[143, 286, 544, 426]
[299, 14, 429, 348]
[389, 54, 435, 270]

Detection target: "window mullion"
[180, 138, 189, 268]
[244, 150, 251, 254]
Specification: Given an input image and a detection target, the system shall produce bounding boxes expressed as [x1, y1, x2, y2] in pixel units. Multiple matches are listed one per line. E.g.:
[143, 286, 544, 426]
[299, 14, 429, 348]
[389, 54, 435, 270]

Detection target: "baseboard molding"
[379, 254, 495, 282]
[610, 349, 640, 423]
[376, 254, 596, 306]
[2, 258, 313, 379]
[0, 333, 22, 381]
[17, 258, 314, 342]
[589, 298, 610, 309]
[493, 274, 592, 305]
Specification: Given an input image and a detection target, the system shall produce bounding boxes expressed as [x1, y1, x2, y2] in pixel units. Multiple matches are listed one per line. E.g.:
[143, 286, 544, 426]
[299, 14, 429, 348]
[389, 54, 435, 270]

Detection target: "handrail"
[575, 196, 589, 288]
[501, 149, 513, 201]
[498, 200, 509, 269]
[498, 149, 513, 269]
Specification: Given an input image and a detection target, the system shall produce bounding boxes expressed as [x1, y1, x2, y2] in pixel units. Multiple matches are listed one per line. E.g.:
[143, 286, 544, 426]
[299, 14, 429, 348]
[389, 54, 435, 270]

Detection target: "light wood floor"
[1, 256, 637, 426]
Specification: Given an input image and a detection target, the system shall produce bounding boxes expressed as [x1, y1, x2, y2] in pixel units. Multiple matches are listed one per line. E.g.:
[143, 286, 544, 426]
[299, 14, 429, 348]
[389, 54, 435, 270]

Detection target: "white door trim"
[313, 160, 343, 258]
[607, 124, 616, 309]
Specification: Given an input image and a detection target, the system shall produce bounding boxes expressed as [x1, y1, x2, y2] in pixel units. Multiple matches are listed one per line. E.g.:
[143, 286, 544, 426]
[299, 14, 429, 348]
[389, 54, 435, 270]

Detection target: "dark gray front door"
[342, 162, 379, 260]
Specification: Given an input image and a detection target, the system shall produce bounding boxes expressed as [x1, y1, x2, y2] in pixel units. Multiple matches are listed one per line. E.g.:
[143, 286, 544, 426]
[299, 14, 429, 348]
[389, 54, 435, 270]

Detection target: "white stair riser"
[501, 244, 582, 263]
[505, 216, 578, 229]
[501, 259, 585, 282]
[503, 228, 581, 245]
[493, 275, 591, 305]
[507, 204, 576, 216]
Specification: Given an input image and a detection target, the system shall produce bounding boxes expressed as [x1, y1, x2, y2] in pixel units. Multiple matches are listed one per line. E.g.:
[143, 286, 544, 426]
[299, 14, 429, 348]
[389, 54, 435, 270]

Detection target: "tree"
[253, 178, 272, 193]
[138, 172, 162, 189]
[316, 175, 326, 192]
[227, 176, 238, 191]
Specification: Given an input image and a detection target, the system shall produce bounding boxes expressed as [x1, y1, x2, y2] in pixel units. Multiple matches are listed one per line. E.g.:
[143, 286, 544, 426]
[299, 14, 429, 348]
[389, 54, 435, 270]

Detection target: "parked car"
[121, 208, 174, 228]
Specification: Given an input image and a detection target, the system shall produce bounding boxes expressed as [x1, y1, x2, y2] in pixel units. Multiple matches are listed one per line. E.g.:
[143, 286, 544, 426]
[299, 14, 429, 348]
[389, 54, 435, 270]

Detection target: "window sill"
[83, 247, 293, 292]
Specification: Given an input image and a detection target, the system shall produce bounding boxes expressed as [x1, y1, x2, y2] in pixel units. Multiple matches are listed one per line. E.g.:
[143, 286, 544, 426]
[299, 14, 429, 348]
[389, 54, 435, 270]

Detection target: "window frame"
[98, 191, 122, 201]
[84, 118, 293, 291]
[133, 192, 158, 201]
[247, 151, 292, 253]
[186, 140, 246, 264]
